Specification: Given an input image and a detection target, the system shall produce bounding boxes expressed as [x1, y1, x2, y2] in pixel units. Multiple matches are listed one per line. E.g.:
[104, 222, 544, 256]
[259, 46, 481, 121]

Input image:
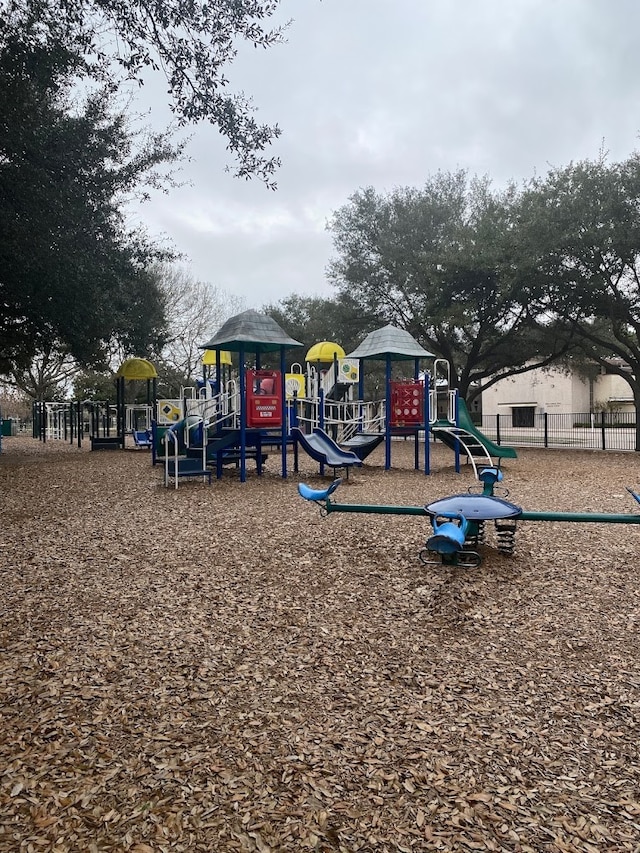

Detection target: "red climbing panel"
[246, 370, 283, 428]
[390, 381, 424, 427]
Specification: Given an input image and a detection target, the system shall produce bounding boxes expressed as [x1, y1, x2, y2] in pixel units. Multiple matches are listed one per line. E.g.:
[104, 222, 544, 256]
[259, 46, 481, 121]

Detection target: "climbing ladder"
[429, 423, 493, 479]
[429, 359, 492, 479]
[163, 421, 210, 489]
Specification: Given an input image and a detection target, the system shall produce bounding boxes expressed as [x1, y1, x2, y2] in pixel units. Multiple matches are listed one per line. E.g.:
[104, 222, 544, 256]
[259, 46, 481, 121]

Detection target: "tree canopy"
[5, 345, 77, 400]
[1, 0, 288, 385]
[264, 293, 374, 362]
[327, 171, 570, 401]
[0, 20, 179, 374]
[1, 0, 286, 184]
[517, 153, 640, 448]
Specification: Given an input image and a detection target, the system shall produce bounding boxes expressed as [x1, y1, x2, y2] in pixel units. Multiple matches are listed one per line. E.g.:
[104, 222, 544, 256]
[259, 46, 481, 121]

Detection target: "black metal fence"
[477, 411, 638, 451]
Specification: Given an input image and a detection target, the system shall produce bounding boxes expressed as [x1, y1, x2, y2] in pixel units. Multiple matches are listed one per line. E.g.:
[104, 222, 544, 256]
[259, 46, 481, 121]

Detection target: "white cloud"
[173, 202, 301, 241]
[129, 0, 640, 311]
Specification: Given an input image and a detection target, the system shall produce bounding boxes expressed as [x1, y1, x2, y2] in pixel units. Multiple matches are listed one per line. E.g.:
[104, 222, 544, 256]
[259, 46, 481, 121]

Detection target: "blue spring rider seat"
[426, 512, 469, 556]
[298, 478, 342, 507]
[421, 510, 482, 568]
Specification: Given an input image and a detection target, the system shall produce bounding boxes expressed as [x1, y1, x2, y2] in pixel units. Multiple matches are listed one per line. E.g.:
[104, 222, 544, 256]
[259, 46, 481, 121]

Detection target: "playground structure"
[159, 310, 305, 487]
[155, 319, 518, 486]
[30, 312, 518, 485]
[33, 398, 153, 447]
[32, 358, 158, 449]
[298, 467, 640, 567]
[299, 325, 517, 477]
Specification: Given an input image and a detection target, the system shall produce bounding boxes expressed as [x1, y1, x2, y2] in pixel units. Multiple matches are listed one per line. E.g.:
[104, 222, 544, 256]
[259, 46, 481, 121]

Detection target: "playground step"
[188, 449, 269, 467]
[165, 458, 212, 486]
[90, 436, 122, 451]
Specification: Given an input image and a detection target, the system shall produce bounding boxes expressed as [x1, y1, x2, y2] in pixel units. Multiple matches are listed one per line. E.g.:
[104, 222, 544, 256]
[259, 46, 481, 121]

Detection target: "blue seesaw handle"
[479, 467, 503, 484]
[298, 478, 342, 502]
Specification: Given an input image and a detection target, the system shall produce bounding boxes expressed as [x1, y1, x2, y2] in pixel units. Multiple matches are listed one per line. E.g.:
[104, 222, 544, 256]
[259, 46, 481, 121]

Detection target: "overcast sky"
[133, 0, 640, 311]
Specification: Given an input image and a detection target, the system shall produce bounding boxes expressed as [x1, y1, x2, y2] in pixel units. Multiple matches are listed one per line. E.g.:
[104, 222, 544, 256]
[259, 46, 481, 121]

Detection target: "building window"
[512, 406, 535, 428]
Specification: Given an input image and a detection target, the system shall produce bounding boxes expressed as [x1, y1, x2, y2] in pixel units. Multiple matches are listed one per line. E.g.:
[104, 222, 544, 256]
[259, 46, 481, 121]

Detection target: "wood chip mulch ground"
[1, 436, 639, 853]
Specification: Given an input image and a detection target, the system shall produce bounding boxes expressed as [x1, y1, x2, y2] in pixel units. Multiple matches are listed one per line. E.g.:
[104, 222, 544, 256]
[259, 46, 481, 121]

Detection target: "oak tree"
[517, 154, 640, 449]
[0, 22, 177, 373]
[1, 0, 286, 184]
[327, 171, 569, 402]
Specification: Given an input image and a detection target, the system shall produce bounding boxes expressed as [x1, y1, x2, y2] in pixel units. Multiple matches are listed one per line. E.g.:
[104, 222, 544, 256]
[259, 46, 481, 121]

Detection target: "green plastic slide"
[455, 399, 517, 459]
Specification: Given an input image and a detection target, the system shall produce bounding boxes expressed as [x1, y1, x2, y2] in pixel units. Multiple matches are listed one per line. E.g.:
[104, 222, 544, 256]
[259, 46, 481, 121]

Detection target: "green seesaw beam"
[298, 478, 640, 569]
[325, 501, 427, 516]
[299, 479, 640, 525]
[324, 502, 640, 524]
[519, 510, 640, 524]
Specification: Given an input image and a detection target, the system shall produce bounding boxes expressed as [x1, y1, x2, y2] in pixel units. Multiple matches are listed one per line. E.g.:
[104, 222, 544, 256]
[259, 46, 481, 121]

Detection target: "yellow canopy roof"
[202, 350, 232, 366]
[305, 341, 345, 362]
[116, 358, 158, 380]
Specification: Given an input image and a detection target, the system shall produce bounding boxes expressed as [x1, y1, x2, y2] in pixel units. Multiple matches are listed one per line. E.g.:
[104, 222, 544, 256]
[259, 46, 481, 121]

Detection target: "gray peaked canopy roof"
[347, 325, 435, 361]
[200, 310, 303, 354]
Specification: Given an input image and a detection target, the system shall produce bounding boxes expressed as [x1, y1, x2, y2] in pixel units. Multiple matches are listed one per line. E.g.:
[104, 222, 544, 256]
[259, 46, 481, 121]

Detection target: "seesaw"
[298, 468, 640, 568]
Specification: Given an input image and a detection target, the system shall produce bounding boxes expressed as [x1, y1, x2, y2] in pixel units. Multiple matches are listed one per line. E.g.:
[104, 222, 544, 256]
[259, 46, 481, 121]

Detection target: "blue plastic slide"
[291, 427, 361, 473]
[340, 432, 385, 461]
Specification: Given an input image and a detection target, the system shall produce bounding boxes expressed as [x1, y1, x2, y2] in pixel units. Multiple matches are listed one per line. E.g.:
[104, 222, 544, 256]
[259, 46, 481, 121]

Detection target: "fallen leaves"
[1, 438, 640, 850]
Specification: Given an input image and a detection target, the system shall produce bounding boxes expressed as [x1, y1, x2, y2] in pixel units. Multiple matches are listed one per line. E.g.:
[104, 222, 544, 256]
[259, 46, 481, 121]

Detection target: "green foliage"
[517, 154, 640, 446]
[2, 0, 286, 185]
[0, 19, 177, 373]
[1, 0, 285, 382]
[262, 294, 394, 398]
[155, 363, 191, 400]
[72, 370, 117, 401]
[327, 171, 571, 401]
[264, 293, 373, 362]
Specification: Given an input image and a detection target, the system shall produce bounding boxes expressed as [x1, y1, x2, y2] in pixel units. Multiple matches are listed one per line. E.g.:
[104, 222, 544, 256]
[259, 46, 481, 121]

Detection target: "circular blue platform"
[425, 494, 522, 521]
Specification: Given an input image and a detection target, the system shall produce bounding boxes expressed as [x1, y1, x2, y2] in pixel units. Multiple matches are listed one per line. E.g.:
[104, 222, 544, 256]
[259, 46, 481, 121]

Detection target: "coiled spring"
[494, 518, 517, 555]
[464, 520, 485, 549]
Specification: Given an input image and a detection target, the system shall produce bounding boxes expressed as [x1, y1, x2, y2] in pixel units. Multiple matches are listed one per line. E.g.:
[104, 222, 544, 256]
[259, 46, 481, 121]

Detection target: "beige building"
[482, 362, 634, 426]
